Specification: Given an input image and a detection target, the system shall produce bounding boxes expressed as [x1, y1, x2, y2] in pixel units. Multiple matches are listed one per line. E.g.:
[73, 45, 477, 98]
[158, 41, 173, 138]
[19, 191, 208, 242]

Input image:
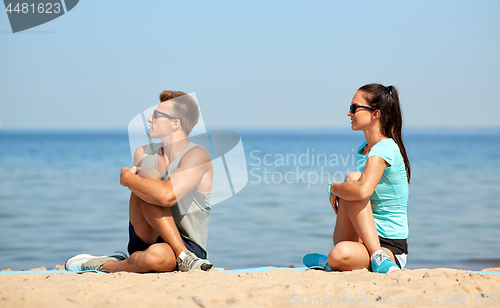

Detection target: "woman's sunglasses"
[349, 104, 378, 114]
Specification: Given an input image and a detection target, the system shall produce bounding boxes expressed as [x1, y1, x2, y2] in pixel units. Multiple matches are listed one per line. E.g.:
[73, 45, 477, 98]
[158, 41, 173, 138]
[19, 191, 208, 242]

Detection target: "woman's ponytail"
[359, 84, 411, 183]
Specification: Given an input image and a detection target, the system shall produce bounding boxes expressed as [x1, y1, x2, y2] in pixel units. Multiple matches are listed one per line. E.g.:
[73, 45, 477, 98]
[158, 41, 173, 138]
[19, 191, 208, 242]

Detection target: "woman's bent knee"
[345, 171, 362, 183]
[328, 243, 351, 268]
[328, 242, 370, 271]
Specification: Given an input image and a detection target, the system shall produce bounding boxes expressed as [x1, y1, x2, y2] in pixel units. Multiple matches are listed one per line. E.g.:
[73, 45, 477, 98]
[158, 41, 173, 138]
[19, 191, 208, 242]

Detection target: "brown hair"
[359, 84, 411, 183]
[159, 90, 186, 102]
[159, 91, 200, 136]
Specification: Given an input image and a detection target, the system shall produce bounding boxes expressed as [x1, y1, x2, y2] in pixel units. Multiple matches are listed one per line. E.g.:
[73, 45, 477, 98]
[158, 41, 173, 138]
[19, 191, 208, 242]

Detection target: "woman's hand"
[330, 194, 339, 214]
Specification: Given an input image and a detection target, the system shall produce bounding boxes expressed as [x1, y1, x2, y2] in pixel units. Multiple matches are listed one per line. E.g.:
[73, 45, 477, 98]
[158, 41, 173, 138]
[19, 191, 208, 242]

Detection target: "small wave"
[463, 259, 500, 267]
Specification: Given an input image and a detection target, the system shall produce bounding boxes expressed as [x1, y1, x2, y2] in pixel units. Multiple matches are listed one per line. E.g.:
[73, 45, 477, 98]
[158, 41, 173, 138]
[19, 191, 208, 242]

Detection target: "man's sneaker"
[176, 249, 213, 272]
[371, 251, 399, 273]
[65, 251, 128, 272]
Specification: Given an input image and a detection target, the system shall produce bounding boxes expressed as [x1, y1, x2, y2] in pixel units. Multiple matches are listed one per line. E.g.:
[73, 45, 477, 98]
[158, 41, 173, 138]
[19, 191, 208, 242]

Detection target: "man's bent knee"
[141, 244, 177, 272]
[139, 168, 162, 179]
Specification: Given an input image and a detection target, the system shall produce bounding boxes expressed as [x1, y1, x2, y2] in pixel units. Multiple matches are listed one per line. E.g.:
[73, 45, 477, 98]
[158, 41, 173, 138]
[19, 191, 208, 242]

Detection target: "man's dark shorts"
[128, 222, 207, 259]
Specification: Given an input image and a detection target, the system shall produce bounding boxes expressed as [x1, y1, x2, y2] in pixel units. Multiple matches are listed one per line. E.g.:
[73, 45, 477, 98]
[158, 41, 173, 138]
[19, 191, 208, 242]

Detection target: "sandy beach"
[1, 267, 499, 307]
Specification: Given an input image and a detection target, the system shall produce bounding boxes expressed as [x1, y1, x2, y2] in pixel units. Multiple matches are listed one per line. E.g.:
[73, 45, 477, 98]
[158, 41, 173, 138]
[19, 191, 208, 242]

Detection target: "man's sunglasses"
[349, 104, 378, 114]
[152, 110, 181, 123]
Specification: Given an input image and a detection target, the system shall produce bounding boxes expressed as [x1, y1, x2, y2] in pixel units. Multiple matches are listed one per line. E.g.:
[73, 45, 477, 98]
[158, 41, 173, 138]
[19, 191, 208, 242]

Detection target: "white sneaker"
[65, 251, 128, 272]
[176, 250, 212, 272]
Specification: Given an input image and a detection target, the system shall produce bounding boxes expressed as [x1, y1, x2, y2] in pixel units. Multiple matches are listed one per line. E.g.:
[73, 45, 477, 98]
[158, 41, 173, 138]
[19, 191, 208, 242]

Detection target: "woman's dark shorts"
[379, 236, 408, 269]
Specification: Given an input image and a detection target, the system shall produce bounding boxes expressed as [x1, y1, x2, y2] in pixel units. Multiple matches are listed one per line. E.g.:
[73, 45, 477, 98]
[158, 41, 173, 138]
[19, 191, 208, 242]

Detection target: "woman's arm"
[330, 156, 388, 201]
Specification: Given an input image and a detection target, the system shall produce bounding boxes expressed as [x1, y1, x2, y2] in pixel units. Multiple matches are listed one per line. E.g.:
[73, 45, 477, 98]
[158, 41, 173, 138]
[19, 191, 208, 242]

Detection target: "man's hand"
[120, 166, 137, 187]
[330, 194, 339, 214]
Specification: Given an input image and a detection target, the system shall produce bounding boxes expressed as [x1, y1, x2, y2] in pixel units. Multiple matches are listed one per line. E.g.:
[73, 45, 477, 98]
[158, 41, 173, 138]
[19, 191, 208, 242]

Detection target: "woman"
[328, 83, 410, 273]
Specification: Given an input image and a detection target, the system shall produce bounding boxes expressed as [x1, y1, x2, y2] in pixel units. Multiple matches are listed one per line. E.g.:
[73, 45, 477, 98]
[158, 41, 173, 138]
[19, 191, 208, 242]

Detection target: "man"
[66, 91, 214, 273]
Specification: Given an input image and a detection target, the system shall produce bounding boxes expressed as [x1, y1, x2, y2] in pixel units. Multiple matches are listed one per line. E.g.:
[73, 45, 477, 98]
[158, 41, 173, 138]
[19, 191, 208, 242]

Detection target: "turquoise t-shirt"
[355, 138, 409, 239]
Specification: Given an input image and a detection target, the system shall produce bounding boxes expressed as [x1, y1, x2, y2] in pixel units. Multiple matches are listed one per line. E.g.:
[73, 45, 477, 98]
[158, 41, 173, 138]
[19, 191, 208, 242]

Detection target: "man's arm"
[120, 146, 212, 207]
[133, 145, 146, 167]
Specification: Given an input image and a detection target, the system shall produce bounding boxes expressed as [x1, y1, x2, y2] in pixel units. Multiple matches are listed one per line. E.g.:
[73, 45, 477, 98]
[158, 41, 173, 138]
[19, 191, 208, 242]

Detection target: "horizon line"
[1, 126, 500, 135]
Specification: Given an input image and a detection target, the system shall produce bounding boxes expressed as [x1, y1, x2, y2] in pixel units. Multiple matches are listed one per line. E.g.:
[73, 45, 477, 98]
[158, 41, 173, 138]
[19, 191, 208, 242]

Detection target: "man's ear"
[172, 119, 181, 130]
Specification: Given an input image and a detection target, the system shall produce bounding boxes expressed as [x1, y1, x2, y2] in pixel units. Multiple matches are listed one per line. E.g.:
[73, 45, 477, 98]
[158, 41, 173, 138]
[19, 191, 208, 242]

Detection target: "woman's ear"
[373, 110, 381, 120]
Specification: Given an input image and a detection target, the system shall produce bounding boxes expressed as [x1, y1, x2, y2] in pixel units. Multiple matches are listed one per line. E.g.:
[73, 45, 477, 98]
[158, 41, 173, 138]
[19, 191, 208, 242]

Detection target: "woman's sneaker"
[371, 250, 399, 273]
[65, 251, 128, 272]
[176, 250, 213, 272]
[303, 252, 332, 271]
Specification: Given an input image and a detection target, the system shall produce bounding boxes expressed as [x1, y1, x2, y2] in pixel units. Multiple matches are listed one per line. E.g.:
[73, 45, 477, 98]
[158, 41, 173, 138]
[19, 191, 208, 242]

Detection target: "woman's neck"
[363, 128, 387, 153]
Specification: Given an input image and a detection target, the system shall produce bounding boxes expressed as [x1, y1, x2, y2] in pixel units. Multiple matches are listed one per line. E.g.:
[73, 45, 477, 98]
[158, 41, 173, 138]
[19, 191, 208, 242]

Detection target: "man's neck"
[160, 135, 189, 162]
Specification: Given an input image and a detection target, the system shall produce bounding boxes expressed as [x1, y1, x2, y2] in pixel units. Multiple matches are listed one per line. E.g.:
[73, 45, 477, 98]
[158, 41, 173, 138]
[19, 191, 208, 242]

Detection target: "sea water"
[0, 129, 499, 271]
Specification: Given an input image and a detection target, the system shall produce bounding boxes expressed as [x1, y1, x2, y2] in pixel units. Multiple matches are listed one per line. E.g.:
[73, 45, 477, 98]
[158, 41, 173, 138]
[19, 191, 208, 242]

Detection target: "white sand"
[1, 267, 499, 307]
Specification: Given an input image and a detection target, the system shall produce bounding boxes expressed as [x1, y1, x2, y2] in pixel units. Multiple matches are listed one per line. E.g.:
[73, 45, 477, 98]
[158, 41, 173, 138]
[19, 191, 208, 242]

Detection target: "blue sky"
[1, 1, 499, 130]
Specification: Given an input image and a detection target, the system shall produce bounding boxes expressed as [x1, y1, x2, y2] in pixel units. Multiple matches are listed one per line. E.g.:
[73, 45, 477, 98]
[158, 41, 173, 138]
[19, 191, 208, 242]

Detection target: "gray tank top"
[140, 142, 212, 255]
